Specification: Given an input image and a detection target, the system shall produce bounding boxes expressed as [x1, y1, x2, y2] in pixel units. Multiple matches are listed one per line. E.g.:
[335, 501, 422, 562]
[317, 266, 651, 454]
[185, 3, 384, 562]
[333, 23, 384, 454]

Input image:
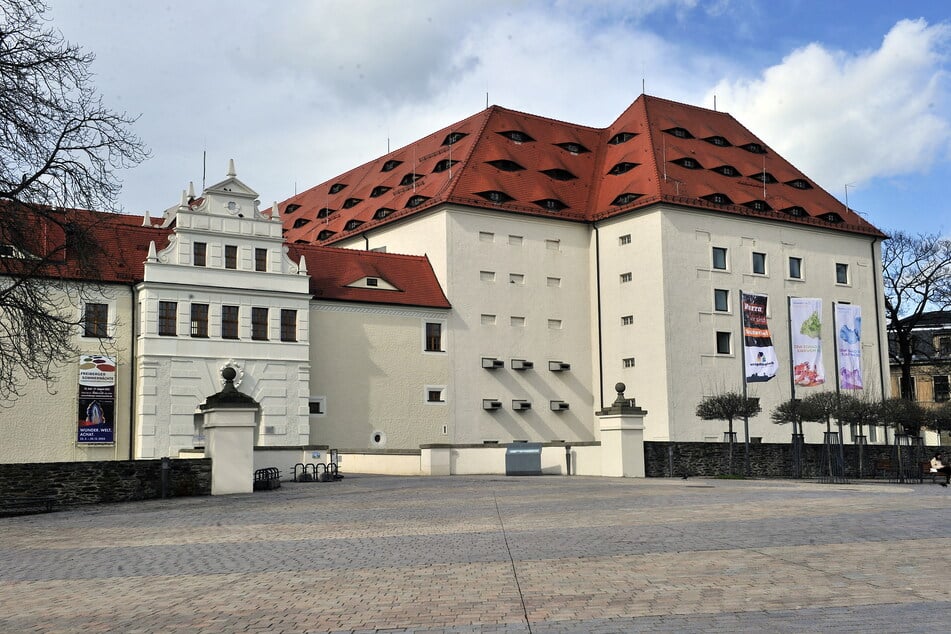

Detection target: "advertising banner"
[835, 303, 863, 389]
[790, 298, 825, 387]
[741, 292, 777, 383]
[77, 354, 116, 444]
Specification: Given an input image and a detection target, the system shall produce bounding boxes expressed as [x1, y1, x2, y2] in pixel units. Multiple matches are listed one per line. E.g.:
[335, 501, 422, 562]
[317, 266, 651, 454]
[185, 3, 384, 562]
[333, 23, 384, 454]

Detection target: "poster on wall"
[77, 354, 116, 444]
[790, 297, 825, 387]
[741, 292, 778, 383]
[835, 303, 864, 389]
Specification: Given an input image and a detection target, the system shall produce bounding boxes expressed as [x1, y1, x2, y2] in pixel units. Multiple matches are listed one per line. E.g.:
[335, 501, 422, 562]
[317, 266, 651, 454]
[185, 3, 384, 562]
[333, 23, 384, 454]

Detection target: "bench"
[253, 467, 281, 491]
[0, 496, 55, 517]
[920, 462, 948, 485]
[873, 459, 893, 479]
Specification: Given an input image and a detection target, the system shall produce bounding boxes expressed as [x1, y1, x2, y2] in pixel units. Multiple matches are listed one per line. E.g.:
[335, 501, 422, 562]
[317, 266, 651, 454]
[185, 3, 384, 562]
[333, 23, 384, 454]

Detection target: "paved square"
[1, 475, 950, 632]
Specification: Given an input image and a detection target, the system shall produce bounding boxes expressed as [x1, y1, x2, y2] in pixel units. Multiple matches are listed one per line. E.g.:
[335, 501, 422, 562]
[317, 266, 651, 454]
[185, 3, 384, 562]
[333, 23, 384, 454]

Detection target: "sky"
[46, 0, 951, 237]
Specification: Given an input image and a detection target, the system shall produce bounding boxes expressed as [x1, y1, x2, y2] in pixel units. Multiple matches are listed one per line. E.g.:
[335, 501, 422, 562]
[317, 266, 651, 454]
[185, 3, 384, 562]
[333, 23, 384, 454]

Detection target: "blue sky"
[47, 0, 951, 237]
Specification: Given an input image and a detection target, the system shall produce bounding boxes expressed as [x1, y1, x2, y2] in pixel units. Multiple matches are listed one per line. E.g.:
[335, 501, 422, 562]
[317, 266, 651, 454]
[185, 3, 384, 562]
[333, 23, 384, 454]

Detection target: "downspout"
[870, 236, 888, 444]
[363, 232, 369, 250]
[129, 284, 138, 460]
[594, 222, 604, 409]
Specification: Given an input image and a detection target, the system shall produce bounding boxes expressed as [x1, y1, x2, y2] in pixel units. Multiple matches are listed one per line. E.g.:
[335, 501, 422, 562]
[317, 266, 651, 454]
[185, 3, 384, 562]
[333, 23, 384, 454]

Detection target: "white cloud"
[707, 19, 951, 192]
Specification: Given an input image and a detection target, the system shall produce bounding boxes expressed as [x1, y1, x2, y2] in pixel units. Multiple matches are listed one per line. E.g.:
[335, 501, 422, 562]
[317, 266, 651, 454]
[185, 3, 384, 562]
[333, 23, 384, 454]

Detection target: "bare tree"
[881, 231, 951, 400]
[696, 392, 761, 474]
[0, 0, 147, 400]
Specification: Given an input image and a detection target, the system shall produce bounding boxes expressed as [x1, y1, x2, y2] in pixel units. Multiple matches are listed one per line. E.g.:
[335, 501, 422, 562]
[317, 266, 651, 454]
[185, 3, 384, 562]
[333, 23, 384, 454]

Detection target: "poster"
[790, 298, 825, 387]
[741, 292, 777, 383]
[835, 304, 863, 389]
[77, 354, 116, 444]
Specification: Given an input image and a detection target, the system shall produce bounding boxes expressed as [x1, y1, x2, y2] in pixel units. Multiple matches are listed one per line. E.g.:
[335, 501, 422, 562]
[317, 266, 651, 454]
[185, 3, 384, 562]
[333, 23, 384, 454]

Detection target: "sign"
[835, 304, 863, 389]
[741, 292, 777, 383]
[77, 354, 116, 444]
[790, 298, 825, 387]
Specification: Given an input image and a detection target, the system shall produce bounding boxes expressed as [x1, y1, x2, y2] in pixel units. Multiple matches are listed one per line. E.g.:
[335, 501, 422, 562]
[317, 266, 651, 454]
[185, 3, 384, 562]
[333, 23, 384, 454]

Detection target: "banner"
[741, 292, 777, 383]
[77, 354, 116, 444]
[790, 298, 825, 387]
[835, 304, 863, 389]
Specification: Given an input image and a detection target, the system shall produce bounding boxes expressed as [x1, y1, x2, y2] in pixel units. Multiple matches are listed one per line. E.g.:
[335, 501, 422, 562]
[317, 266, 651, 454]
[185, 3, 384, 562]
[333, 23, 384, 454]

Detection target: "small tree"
[800, 392, 841, 435]
[880, 397, 927, 436]
[836, 394, 880, 441]
[771, 398, 804, 437]
[696, 392, 761, 473]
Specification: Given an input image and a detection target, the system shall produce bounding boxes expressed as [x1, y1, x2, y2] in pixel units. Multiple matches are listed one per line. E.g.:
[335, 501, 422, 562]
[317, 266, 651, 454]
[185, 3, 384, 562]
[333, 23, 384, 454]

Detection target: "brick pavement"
[1, 475, 949, 632]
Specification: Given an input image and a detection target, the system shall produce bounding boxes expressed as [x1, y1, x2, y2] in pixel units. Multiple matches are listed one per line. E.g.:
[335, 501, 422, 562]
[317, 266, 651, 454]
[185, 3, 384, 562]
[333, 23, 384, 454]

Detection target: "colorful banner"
[835, 304, 863, 389]
[77, 354, 116, 444]
[741, 292, 777, 383]
[790, 298, 825, 387]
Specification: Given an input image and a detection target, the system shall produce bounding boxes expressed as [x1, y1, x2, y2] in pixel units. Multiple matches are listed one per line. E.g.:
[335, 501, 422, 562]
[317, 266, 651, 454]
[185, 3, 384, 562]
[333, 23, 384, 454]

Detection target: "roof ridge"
[293, 243, 431, 262]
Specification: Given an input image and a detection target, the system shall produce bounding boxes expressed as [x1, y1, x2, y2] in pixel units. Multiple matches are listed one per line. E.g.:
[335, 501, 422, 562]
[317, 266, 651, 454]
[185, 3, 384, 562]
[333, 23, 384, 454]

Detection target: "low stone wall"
[0, 459, 211, 507]
[645, 441, 949, 479]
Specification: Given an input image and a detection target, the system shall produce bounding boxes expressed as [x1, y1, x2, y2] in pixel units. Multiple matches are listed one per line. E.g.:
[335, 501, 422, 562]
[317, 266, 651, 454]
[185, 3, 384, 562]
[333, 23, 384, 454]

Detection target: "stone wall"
[0, 459, 211, 507]
[645, 441, 949, 479]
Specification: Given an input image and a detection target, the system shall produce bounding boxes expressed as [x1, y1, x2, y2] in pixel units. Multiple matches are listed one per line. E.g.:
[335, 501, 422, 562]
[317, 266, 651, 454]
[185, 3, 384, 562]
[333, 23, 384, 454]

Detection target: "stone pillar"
[200, 367, 260, 495]
[597, 383, 647, 478]
[420, 444, 451, 476]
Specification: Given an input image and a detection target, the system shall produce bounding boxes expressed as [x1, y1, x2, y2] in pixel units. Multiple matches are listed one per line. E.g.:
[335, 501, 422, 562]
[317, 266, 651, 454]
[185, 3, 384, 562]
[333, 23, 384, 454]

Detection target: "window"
[426, 386, 446, 403]
[308, 397, 326, 415]
[620, 272, 632, 283]
[935, 376, 950, 402]
[193, 242, 206, 267]
[938, 336, 951, 356]
[83, 303, 109, 338]
[545, 239, 560, 250]
[159, 301, 177, 336]
[511, 316, 525, 327]
[221, 305, 239, 339]
[480, 271, 496, 282]
[900, 376, 916, 400]
[255, 248, 267, 272]
[547, 277, 561, 287]
[508, 235, 523, 246]
[714, 289, 729, 312]
[425, 322, 442, 351]
[509, 273, 524, 285]
[481, 314, 496, 325]
[365, 277, 378, 287]
[190, 303, 209, 338]
[835, 262, 849, 284]
[712, 247, 728, 270]
[623, 357, 636, 368]
[280, 309, 297, 342]
[619, 234, 631, 245]
[225, 245, 237, 269]
[479, 231, 494, 242]
[752, 252, 766, 275]
[548, 319, 562, 329]
[621, 315, 634, 326]
[788, 257, 802, 280]
[715, 331, 732, 355]
[251, 307, 268, 341]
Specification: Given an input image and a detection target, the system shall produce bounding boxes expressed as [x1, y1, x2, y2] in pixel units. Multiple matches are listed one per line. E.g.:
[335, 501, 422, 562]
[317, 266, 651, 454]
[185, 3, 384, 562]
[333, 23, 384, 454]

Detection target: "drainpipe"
[594, 222, 605, 409]
[363, 232, 369, 250]
[129, 284, 138, 460]
[870, 236, 888, 444]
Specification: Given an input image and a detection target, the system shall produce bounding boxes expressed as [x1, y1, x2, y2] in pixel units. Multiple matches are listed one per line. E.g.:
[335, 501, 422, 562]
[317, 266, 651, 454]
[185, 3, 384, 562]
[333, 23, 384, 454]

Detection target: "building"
[889, 310, 951, 443]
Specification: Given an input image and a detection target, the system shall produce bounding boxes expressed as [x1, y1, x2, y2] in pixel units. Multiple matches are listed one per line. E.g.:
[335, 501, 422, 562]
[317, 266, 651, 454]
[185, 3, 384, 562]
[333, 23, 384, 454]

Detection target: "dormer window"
[285, 203, 301, 214]
[399, 173, 423, 186]
[381, 159, 402, 172]
[432, 159, 459, 173]
[740, 142, 766, 154]
[366, 277, 378, 287]
[498, 130, 535, 143]
[317, 207, 335, 218]
[442, 131, 467, 145]
[486, 159, 525, 171]
[611, 193, 642, 206]
[673, 157, 702, 169]
[665, 127, 693, 139]
[370, 186, 391, 198]
[608, 162, 638, 175]
[374, 207, 395, 220]
[713, 165, 739, 177]
[555, 142, 589, 154]
[317, 230, 336, 240]
[744, 200, 772, 212]
[541, 168, 577, 181]
[608, 131, 636, 145]
[749, 172, 777, 184]
[782, 206, 807, 217]
[702, 193, 733, 205]
[534, 199, 567, 211]
[406, 195, 429, 208]
[345, 220, 364, 231]
[821, 212, 843, 224]
[342, 197, 362, 209]
[292, 218, 311, 228]
[704, 135, 730, 147]
[786, 178, 813, 190]
[477, 191, 514, 204]
[329, 183, 347, 194]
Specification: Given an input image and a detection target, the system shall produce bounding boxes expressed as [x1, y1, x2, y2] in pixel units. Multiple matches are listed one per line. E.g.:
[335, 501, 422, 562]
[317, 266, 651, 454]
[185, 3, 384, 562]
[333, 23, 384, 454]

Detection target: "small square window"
[712, 247, 728, 270]
[547, 277, 561, 287]
[623, 357, 636, 368]
[545, 239, 560, 250]
[509, 273, 524, 285]
[752, 252, 766, 275]
[715, 331, 732, 355]
[508, 235, 523, 246]
[480, 271, 496, 282]
[788, 257, 802, 280]
[426, 387, 446, 403]
[620, 272, 632, 283]
[481, 314, 496, 325]
[548, 319, 562, 329]
[479, 231, 494, 242]
[619, 234, 631, 245]
[83, 303, 109, 338]
[308, 397, 326, 415]
[366, 277, 378, 287]
[225, 245, 237, 269]
[254, 248, 268, 272]
[193, 242, 207, 267]
[621, 315, 633, 326]
[714, 289, 729, 312]
[511, 316, 525, 326]
[835, 262, 849, 284]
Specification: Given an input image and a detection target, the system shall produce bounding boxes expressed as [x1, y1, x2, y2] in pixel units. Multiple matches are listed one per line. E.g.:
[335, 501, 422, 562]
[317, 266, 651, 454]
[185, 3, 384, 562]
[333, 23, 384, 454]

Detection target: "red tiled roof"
[280, 95, 885, 244]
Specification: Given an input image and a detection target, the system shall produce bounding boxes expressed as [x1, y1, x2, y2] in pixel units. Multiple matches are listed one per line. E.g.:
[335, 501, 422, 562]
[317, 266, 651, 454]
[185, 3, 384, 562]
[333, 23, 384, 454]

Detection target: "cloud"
[707, 18, 951, 192]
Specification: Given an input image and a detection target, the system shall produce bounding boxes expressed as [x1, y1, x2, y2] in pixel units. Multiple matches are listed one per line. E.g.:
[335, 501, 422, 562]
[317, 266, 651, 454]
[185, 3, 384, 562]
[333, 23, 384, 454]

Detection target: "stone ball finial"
[222, 366, 237, 382]
[615, 382, 626, 395]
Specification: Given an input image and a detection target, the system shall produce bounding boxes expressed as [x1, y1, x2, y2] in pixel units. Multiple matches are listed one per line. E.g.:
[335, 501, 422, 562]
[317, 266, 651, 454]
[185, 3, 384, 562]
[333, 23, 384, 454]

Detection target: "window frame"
[835, 262, 850, 285]
[308, 396, 326, 416]
[158, 301, 177, 336]
[254, 248, 268, 272]
[190, 303, 209, 338]
[280, 309, 297, 342]
[621, 315, 634, 326]
[788, 256, 803, 280]
[221, 305, 239, 340]
[424, 320, 445, 352]
[715, 331, 732, 355]
[83, 302, 110, 338]
[712, 246, 728, 271]
[251, 307, 269, 341]
[425, 385, 447, 404]
[713, 289, 730, 313]
[620, 272, 633, 283]
[619, 234, 631, 245]
[752, 251, 767, 275]
[934, 375, 950, 403]
[193, 242, 207, 267]
[224, 245, 238, 270]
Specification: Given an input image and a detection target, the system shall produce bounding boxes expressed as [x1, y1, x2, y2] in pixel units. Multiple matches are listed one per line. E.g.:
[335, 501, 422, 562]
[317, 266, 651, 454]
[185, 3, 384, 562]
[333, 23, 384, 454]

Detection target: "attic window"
[534, 199, 567, 212]
[381, 160, 403, 172]
[317, 207, 336, 218]
[366, 277, 378, 287]
[399, 173, 423, 186]
[442, 132, 467, 145]
[608, 131, 636, 145]
[665, 127, 693, 139]
[713, 165, 739, 177]
[821, 212, 843, 224]
[556, 142, 590, 154]
[370, 186, 391, 198]
[673, 157, 702, 169]
[317, 230, 336, 240]
[704, 136, 731, 147]
[406, 195, 430, 208]
[374, 207, 395, 220]
[740, 142, 766, 154]
[342, 197, 362, 209]
[611, 193, 642, 206]
[329, 183, 347, 194]
[702, 193, 733, 205]
[292, 218, 311, 228]
[541, 168, 577, 181]
[498, 130, 535, 143]
[744, 200, 772, 212]
[782, 206, 807, 217]
[786, 179, 813, 190]
[345, 220, 364, 231]
[285, 203, 301, 214]
[294, 239, 309, 244]
[477, 191, 514, 204]
[749, 172, 778, 184]
[433, 159, 459, 173]
[608, 161, 639, 176]
[486, 159, 525, 171]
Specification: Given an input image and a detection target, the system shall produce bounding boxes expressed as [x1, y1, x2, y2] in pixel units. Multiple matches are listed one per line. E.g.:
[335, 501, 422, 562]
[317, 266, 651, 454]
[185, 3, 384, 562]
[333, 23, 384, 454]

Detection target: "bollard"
[565, 445, 572, 476]
[160, 456, 170, 499]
